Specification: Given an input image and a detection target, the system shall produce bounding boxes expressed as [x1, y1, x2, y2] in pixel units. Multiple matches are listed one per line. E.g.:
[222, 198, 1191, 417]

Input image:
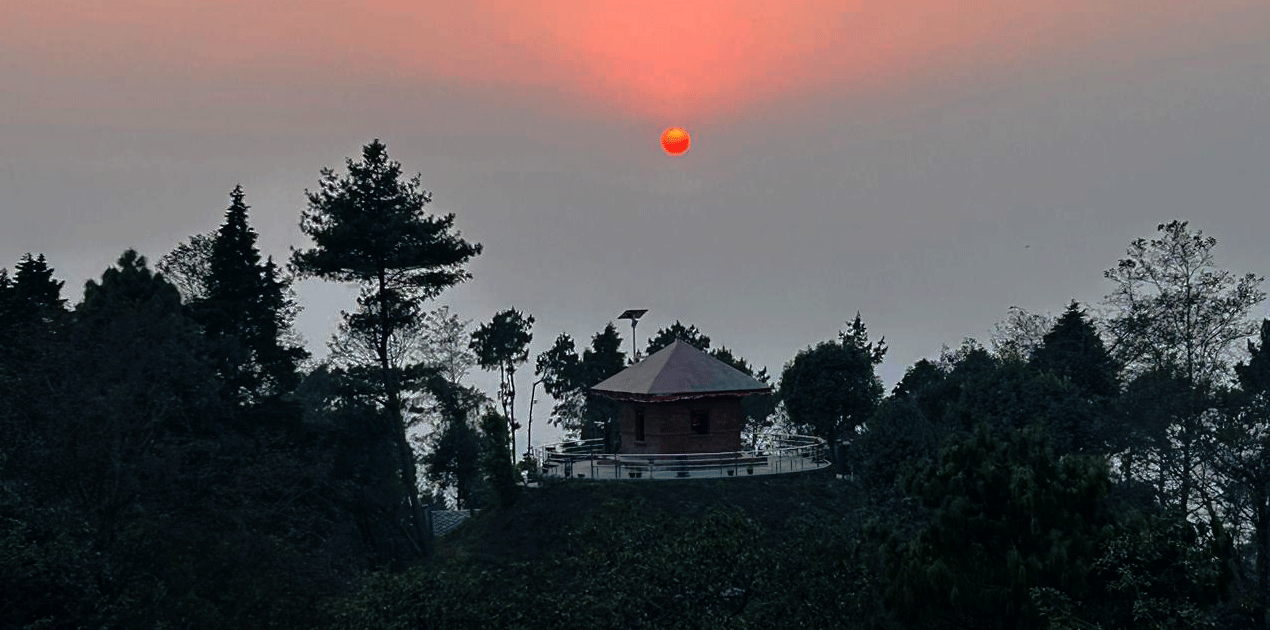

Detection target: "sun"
[660, 127, 690, 155]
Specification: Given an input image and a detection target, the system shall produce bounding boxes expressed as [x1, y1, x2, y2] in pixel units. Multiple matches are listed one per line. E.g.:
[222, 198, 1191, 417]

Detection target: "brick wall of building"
[618, 397, 744, 454]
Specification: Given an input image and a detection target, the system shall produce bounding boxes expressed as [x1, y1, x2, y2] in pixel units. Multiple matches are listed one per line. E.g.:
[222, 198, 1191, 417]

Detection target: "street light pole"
[617, 309, 648, 362]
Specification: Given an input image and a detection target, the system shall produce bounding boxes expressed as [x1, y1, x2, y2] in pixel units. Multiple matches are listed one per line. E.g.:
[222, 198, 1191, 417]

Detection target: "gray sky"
[4, 1, 1270, 449]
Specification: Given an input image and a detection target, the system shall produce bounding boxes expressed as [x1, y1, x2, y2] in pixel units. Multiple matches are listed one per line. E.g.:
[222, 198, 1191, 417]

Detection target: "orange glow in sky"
[5, 1, 1263, 128]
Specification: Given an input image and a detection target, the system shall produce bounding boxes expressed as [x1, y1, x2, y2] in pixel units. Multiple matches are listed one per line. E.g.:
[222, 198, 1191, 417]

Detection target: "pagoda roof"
[591, 340, 771, 401]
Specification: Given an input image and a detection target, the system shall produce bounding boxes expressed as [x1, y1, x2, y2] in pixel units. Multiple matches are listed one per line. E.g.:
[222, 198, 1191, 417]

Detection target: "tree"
[991, 306, 1054, 363]
[1030, 301, 1119, 401]
[1220, 319, 1270, 629]
[537, 332, 585, 431]
[290, 139, 482, 555]
[420, 374, 486, 510]
[1026, 301, 1122, 456]
[156, 231, 215, 303]
[0, 254, 67, 403]
[645, 320, 711, 355]
[579, 323, 627, 445]
[536, 324, 627, 443]
[781, 315, 885, 473]
[195, 185, 308, 407]
[780, 340, 882, 473]
[879, 424, 1227, 630]
[469, 308, 534, 461]
[840, 311, 887, 365]
[1104, 220, 1264, 388]
[852, 395, 942, 498]
[405, 306, 478, 441]
[879, 425, 1111, 629]
[417, 306, 476, 384]
[478, 410, 519, 507]
[892, 358, 945, 399]
[1103, 220, 1264, 525]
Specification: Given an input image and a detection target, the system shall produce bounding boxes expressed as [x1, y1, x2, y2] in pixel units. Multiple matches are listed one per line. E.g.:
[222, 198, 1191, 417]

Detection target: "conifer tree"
[196, 185, 308, 407]
[1030, 301, 1119, 400]
[290, 139, 481, 552]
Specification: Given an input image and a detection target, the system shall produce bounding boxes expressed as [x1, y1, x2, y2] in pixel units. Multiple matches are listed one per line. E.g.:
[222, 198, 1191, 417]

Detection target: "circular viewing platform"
[531, 434, 830, 481]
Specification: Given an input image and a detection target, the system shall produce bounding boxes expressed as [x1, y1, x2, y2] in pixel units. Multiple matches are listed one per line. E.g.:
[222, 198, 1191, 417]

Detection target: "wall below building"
[618, 397, 743, 455]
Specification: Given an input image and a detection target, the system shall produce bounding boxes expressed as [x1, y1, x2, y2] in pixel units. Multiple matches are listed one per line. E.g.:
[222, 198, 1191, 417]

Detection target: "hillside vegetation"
[331, 472, 882, 630]
[328, 427, 1230, 630]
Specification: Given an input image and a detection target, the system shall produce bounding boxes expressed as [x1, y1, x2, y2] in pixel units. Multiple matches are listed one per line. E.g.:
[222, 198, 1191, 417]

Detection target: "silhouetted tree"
[840, 312, 887, 365]
[290, 139, 481, 555]
[194, 185, 308, 408]
[780, 315, 885, 473]
[780, 341, 882, 473]
[1030, 301, 1119, 401]
[470, 308, 534, 460]
[1104, 220, 1264, 388]
[479, 410, 519, 507]
[1221, 319, 1270, 629]
[420, 374, 486, 510]
[990, 306, 1054, 363]
[645, 320, 711, 355]
[537, 324, 627, 443]
[156, 231, 215, 303]
[1104, 220, 1263, 524]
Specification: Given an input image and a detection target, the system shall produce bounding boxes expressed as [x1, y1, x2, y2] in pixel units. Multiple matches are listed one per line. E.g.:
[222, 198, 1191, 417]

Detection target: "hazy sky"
[4, 1, 1270, 448]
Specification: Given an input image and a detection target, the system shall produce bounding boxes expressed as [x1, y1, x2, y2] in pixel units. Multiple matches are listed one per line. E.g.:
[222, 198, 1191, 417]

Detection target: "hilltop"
[438, 470, 851, 562]
[331, 471, 878, 630]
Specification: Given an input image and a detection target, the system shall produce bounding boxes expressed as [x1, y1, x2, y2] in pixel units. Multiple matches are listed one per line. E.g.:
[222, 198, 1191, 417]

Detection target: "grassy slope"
[436, 469, 855, 565]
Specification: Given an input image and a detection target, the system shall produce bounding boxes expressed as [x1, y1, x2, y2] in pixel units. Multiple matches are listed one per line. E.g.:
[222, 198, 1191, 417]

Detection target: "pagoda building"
[590, 340, 771, 455]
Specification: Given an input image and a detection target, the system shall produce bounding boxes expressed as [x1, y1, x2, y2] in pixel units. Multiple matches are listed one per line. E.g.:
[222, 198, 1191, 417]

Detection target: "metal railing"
[531, 434, 829, 480]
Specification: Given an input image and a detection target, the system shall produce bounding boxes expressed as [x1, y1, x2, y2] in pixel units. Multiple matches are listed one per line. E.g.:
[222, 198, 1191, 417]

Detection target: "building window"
[635, 408, 646, 442]
[690, 409, 710, 435]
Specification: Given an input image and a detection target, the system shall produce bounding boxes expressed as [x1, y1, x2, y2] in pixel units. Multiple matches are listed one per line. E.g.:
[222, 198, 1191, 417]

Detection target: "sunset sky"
[4, 1, 1270, 446]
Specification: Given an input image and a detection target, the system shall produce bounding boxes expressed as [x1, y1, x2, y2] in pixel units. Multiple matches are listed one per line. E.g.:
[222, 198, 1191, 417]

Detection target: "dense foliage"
[4, 152, 1269, 629]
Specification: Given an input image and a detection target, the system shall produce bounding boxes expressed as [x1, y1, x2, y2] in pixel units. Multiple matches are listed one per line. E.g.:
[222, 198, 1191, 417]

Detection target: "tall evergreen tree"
[840, 311, 887, 365]
[1030, 301, 1119, 400]
[196, 185, 308, 408]
[581, 323, 627, 445]
[290, 139, 481, 553]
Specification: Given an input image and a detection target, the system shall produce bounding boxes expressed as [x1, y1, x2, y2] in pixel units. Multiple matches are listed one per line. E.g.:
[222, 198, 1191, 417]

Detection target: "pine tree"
[290, 139, 481, 554]
[0, 254, 66, 331]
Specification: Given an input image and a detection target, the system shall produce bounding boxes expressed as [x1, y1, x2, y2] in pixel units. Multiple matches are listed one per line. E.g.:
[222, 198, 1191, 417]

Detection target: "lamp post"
[617, 309, 648, 362]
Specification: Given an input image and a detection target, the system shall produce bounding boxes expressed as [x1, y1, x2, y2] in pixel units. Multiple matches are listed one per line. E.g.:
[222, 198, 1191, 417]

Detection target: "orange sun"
[660, 127, 690, 155]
